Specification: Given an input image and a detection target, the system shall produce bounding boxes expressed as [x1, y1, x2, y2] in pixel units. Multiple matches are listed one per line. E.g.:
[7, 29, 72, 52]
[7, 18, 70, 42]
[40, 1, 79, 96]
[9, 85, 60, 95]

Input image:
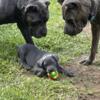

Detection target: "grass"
[0, 0, 92, 100]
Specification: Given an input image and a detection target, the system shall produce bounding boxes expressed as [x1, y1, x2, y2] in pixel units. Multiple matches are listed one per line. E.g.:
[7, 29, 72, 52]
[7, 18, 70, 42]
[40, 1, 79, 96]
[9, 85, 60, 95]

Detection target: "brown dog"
[58, 0, 100, 65]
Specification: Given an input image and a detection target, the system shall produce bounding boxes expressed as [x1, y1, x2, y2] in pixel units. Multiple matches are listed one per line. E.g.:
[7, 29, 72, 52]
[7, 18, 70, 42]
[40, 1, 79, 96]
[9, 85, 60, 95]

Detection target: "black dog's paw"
[80, 59, 92, 65]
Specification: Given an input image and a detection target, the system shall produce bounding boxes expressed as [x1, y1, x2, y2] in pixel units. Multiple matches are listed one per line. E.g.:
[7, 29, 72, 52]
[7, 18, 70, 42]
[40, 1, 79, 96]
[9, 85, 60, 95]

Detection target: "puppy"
[17, 44, 74, 77]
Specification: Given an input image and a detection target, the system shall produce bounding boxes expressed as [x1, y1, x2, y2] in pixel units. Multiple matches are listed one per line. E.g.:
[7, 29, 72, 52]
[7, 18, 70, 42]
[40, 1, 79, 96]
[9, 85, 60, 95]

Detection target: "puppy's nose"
[47, 66, 57, 73]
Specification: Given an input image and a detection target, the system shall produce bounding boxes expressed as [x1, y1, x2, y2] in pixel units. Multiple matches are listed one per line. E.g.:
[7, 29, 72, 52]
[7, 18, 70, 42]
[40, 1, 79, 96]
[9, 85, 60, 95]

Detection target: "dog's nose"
[41, 28, 47, 36]
[47, 66, 57, 73]
[36, 26, 47, 37]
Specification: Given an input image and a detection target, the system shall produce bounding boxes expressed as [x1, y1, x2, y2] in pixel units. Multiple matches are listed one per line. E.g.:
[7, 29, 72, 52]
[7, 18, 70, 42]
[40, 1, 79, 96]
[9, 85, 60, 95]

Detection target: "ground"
[65, 53, 100, 100]
[0, 0, 100, 100]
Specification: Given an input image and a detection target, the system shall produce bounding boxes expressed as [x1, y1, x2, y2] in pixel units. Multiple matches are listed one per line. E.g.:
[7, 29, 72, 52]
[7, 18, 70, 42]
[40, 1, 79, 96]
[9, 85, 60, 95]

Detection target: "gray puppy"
[58, 0, 100, 65]
[17, 44, 74, 77]
[0, 0, 50, 43]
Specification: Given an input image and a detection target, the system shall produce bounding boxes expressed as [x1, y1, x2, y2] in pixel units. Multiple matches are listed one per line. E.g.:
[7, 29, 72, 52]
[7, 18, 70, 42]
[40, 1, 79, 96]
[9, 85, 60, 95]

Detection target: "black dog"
[0, 0, 50, 43]
[17, 44, 74, 77]
[58, 0, 100, 65]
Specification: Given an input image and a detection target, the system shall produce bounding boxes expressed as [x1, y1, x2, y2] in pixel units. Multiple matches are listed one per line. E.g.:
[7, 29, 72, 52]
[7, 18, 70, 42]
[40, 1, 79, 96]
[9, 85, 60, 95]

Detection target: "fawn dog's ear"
[58, 0, 64, 5]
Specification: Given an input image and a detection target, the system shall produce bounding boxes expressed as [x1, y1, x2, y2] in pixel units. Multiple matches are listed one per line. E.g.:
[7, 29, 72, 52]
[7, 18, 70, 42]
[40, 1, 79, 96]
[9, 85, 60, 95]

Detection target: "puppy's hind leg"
[19, 59, 32, 70]
[17, 46, 32, 70]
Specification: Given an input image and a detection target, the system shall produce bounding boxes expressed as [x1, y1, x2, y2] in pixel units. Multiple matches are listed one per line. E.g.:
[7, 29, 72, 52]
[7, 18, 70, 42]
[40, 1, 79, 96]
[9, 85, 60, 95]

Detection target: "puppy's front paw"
[36, 72, 44, 77]
[80, 59, 92, 65]
[33, 69, 46, 77]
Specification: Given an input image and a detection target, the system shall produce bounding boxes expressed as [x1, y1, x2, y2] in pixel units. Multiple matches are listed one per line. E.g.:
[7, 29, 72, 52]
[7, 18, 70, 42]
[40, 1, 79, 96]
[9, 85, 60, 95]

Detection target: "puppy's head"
[19, 0, 50, 38]
[58, 0, 97, 36]
[37, 54, 59, 73]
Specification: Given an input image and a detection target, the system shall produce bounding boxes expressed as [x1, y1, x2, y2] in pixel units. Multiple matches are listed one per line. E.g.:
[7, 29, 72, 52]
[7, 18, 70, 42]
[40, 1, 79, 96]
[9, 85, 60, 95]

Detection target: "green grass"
[0, 0, 92, 100]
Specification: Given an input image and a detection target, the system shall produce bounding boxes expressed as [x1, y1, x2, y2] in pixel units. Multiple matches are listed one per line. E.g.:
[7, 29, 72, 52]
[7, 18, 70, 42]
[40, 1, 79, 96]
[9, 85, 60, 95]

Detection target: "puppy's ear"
[58, 0, 64, 5]
[37, 58, 44, 68]
[51, 54, 59, 62]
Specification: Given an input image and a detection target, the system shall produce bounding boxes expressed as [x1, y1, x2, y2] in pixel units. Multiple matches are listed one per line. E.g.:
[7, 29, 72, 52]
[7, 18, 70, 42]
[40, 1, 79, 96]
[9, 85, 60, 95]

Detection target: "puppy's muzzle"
[46, 66, 57, 73]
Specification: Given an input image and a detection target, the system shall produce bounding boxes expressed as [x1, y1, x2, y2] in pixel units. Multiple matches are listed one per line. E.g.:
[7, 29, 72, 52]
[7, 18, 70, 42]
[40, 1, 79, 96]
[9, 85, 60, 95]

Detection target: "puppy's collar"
[89, 0, 97, 22]
[38, 54, 54, 66]
[39, 54, 53, 61]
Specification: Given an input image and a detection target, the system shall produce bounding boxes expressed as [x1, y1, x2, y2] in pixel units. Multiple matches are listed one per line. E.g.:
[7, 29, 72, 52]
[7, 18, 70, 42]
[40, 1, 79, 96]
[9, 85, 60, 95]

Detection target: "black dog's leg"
[80, 23, 100, 65]
[17, 23, 33, 44]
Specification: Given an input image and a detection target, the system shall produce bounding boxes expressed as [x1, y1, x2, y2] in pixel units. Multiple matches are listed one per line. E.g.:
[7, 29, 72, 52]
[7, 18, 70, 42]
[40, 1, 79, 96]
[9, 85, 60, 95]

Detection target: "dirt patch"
[65, 53, 100, 100]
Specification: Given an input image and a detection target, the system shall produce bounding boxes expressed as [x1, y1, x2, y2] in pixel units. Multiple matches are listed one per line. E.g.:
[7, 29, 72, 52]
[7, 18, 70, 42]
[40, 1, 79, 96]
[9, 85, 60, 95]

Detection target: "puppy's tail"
[16, 45, 21, 58]
[58, 66, 75, 77]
